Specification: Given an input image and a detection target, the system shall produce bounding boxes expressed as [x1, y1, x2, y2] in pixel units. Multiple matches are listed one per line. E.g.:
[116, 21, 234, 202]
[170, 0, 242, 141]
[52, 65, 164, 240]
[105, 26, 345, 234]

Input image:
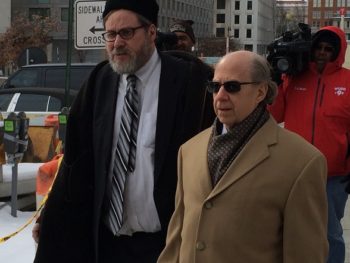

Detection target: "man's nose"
[215, 86, 229, 98]
[113, 35, 125, 47]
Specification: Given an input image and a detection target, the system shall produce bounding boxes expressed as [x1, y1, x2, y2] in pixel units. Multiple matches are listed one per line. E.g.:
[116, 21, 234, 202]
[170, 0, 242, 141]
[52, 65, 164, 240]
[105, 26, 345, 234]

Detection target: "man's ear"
[256, 83, 268, 104]
[148, 24, 157, 40]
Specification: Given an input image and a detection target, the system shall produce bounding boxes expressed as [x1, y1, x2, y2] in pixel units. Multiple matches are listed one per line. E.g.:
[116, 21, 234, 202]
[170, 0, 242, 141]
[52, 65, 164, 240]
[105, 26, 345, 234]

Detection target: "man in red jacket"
[269, 26, 349, 263]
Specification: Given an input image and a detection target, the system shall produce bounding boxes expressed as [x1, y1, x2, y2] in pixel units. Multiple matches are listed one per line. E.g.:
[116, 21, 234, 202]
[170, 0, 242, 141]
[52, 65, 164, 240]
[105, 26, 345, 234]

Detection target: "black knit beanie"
[170, 20, 196, 44]
[102, 0, 159, 26]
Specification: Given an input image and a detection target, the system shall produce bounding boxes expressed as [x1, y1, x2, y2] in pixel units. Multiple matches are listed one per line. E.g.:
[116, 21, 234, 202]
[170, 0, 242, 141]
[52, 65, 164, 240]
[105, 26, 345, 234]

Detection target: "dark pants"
[98, 223, 165, 263]
[327, 176, 349, 263]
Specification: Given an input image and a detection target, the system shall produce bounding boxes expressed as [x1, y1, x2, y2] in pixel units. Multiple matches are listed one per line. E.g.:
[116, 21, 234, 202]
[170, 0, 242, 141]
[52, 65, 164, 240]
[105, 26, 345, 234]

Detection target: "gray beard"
[108, 40, 154, 74]
[109, 56, 137, 74]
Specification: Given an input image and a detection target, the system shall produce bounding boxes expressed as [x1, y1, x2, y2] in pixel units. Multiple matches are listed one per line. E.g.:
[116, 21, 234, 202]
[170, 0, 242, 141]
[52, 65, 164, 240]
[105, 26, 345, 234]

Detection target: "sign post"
[75, 0, 106, 50]
[340, 8, 346, 31]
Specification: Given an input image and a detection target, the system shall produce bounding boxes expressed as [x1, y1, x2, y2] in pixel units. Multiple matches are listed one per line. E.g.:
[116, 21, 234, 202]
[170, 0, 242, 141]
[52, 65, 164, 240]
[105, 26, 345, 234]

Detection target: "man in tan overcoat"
[157, 50, 328, 263]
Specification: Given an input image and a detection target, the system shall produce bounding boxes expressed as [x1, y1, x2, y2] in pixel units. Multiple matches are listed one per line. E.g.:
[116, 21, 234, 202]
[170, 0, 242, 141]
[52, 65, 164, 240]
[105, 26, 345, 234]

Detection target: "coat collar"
[204, 117, 278, 200]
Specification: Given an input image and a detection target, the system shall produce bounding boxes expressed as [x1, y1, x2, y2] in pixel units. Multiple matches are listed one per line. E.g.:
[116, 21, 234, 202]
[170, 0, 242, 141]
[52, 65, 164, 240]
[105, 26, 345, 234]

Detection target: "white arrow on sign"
[75, 0, 106, 50]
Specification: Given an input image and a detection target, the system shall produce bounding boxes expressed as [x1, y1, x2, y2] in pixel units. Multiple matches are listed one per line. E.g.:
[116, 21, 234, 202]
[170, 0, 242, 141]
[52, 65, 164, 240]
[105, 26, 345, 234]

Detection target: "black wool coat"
[34, 51, 215, 263]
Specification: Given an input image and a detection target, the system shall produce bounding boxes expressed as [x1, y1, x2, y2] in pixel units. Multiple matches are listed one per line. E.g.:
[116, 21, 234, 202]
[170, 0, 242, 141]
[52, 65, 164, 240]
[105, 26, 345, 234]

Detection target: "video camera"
[267, 23, 312, 76]
[155, 31, 178, 51]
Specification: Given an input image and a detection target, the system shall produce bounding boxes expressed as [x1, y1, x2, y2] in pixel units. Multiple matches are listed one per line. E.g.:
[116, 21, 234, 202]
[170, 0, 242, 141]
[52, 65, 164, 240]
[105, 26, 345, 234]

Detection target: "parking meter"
[58, 107, 69, 148]
[0, 112, 4, 145]
[17, 112, 29, 153]
[3, 112, 30, 217]
[3, 112, 20, 155]
[3, 112, 29, 164]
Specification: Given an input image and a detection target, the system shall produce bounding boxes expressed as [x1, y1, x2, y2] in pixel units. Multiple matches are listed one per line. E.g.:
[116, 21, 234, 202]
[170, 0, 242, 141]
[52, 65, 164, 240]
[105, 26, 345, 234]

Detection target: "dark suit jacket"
[34, 52, 215, 263]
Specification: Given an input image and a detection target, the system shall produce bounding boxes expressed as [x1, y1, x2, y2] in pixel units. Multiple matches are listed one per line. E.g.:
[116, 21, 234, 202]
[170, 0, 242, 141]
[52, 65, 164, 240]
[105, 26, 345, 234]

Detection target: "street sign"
[75, 0, 106, 50]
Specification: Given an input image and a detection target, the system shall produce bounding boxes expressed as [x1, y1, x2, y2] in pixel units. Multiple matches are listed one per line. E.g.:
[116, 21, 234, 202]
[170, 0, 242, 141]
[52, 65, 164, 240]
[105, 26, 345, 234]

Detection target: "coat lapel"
[93, 66, 120, 217]
[154, 54, 187, 183]
[207, 118, 278, 200]
[191, 129, 214, 197]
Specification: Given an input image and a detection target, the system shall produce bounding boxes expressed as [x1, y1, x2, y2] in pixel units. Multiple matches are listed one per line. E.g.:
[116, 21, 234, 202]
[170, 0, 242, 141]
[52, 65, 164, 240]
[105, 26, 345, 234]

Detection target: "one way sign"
[75, 0, 106, 50]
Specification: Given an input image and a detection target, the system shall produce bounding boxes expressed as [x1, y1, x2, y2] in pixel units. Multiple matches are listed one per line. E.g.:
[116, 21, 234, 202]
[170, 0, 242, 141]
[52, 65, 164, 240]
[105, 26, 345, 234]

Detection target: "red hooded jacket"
[269, 26, 350, 177]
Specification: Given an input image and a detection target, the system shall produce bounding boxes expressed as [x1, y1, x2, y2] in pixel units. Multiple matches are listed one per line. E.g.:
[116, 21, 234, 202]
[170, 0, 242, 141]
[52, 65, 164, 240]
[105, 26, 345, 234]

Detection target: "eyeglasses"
[207, 80, 260, 94]
[102, 25, 145, 42]
[315, 44, 334, 53]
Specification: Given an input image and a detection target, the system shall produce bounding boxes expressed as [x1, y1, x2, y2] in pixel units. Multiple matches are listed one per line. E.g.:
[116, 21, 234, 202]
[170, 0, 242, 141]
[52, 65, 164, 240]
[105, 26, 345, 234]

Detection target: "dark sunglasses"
[207, 80, 260, 94]
[315, 45, 334, 53]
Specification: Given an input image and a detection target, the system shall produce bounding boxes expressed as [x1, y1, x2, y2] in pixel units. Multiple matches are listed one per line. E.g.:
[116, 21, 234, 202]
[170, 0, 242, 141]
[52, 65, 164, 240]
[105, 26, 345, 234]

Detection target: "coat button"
[196, 241, 206, 251]
[205, 201, 213, 209]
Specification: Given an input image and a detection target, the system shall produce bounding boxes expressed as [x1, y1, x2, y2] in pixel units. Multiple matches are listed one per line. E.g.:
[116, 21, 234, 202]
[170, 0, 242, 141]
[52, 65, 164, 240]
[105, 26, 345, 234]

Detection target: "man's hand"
[32, 223, 40, 243]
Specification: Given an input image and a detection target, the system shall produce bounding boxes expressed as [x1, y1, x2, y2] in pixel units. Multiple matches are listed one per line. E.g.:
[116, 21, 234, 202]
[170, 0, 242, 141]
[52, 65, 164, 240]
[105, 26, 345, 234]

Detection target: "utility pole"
[226, 26, 231, 54]
[64, 0, 74, 107]
[226, 0, 232, 54]
[340, 7, 345, 31]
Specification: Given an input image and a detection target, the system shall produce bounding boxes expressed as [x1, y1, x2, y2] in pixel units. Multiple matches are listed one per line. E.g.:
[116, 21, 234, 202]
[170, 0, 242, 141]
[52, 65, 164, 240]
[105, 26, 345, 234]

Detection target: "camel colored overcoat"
[158, 117, 328, 263]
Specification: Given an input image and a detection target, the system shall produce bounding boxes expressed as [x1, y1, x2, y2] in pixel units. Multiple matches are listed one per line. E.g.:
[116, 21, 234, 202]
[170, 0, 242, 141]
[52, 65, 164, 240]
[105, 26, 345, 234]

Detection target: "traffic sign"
[75, 0, 106, 50]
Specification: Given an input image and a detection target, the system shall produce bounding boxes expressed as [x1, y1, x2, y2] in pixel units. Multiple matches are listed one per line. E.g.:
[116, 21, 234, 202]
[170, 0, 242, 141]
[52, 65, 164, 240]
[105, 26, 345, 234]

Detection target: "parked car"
[0, 63, 96, 90]
[0, 87, 78, 126]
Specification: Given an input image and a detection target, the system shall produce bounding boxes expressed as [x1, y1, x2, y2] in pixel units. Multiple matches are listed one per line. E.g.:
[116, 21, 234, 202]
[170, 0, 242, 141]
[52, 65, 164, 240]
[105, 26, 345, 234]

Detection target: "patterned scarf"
[208, 103, 270, 186]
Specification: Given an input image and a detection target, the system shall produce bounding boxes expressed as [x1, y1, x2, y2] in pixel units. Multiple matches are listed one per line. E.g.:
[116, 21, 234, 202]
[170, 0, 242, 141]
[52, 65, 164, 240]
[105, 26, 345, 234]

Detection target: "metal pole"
[11, 163, 18, 217]
[64, 0, 74, 107]
[26, 49, 29, 65]
[226, 27, 230, 54]
[226, 34, 229, 54]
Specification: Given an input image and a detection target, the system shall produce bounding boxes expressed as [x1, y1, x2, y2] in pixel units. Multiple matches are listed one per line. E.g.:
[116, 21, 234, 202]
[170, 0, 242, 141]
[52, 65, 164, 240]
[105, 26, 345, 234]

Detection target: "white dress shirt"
[110, 49, 161, 235]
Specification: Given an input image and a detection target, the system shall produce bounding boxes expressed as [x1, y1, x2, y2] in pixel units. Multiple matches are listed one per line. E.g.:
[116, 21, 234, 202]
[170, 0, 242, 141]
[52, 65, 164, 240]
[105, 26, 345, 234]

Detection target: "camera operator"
[169, 19, 195, 53]
[268, 26, 350, 263]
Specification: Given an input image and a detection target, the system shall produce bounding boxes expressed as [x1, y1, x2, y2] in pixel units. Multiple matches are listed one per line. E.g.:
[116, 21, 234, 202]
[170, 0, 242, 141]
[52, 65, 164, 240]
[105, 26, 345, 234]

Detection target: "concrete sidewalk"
[345, 196, 350, 262]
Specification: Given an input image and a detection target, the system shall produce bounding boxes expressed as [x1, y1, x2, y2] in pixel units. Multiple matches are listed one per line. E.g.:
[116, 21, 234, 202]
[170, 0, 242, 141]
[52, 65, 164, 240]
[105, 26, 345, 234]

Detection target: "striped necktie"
[106, 74, 139, 235]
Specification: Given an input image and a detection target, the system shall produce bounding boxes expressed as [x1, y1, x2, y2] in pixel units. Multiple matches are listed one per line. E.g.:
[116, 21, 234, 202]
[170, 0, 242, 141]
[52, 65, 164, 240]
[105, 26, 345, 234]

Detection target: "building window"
[217, 14, 225, 23]
[234, 15, 240, 24]
[38, 0, 49, 3]
[29, 8, 50, 19]
[325, 0, 334, 7]
[245, 44, 253, 51]
[217, 0, 225, 9]
[247, 15, 252, 24]
[312, 20, 321, 28]
[247, 1, 252, 10]
[235, 1, 240, 10]
[337, 0, 345, 7]
[312, 11, 321, 19]
[246, 29, 251, 38]
[61, 8, 68, 22]
[313, 0, 321, 7]
[324, 11, 333, 18]
[234, 29, 239, 38]
[216, 27, 225, 37]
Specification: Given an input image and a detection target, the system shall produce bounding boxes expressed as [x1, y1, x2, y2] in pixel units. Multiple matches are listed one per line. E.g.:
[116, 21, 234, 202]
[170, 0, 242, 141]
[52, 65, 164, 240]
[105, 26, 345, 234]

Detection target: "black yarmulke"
[103, 0, 159, 26]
